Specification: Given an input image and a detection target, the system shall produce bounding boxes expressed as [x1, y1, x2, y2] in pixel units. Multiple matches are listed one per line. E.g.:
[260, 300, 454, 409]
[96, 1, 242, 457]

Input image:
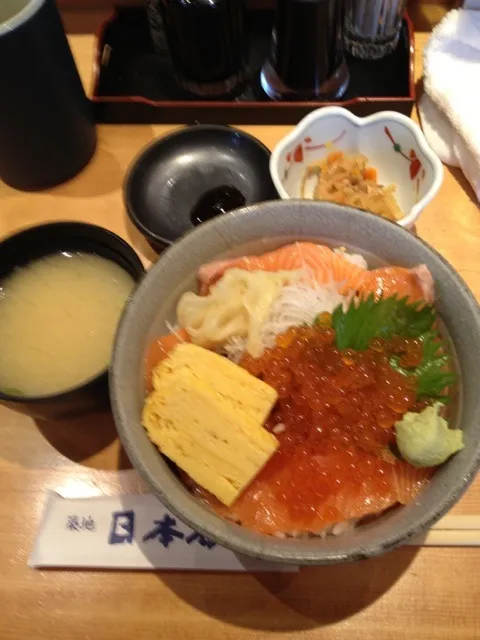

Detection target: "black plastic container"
[0, 0, 97, 191]
[0, 222, 145, 420]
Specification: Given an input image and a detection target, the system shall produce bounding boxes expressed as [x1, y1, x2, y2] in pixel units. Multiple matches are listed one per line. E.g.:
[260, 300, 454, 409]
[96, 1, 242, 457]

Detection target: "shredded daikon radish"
[224, 282, 349, 362]
[333, 248, 368, 270]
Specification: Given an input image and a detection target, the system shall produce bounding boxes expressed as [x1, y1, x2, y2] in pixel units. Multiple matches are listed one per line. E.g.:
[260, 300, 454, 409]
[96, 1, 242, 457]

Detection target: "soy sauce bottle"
[159, 0, 246, 99]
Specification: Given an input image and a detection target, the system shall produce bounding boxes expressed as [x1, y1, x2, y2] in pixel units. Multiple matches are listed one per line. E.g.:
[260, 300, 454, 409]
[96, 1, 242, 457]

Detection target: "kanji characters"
[142, 514, 184, 548]
[108, 510, 135, 544]
[185, 532, 216, 549]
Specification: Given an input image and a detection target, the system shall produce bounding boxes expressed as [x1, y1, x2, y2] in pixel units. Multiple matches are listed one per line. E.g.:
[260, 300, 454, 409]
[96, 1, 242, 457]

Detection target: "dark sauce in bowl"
[190, 185, 246, 226]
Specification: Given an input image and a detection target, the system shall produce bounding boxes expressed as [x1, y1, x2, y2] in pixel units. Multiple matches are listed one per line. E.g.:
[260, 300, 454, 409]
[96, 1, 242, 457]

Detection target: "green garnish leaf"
[332, 294, 435, 351]
[390, 331, 457, 403]
[331, 296, 455, 402]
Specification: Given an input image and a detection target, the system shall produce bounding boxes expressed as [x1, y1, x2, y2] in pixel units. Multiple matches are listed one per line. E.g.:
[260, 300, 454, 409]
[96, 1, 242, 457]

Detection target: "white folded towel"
[419, 9, 480, 201]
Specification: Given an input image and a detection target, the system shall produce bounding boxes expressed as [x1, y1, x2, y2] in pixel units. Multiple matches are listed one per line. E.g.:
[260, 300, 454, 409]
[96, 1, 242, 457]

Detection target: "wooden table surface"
[0, 20, 479, 640]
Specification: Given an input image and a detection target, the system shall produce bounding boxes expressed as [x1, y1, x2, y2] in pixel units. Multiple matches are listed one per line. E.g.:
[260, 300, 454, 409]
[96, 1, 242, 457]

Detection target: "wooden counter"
[0, 22, 479, 640]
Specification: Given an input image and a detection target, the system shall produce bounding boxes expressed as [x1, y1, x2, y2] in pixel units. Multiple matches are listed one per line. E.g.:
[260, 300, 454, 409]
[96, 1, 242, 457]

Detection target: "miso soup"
[0, 252, 134, 397]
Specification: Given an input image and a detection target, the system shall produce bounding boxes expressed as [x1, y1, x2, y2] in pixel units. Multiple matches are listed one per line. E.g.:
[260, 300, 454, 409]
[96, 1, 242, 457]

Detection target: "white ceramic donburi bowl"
[270, 107, 444, 228]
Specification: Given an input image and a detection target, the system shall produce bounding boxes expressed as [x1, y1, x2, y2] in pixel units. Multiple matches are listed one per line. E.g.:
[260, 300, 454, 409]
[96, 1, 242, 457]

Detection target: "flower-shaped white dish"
[270, 107, 444, 228]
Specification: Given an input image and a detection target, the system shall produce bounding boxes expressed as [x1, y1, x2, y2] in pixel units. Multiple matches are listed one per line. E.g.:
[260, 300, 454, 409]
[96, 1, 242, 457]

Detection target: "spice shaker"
[344, 0, 406, 59]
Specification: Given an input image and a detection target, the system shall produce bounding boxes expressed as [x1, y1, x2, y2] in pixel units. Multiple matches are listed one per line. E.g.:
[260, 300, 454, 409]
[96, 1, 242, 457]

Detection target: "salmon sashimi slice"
[197, 242, 434, 303]
[198, 243, 367, 294]
[357, 264, 435, 304]
[392, 459, 435, 504]
[144, 328, 190, 391]
[192, 453, 433, 535]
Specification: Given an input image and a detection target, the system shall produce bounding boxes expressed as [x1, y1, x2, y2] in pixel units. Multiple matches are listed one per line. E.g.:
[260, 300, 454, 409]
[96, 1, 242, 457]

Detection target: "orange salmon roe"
[242, 325, 421, 455]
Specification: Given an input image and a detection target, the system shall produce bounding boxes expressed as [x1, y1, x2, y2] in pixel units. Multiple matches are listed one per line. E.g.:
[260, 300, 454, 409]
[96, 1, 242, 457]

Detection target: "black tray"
[92, 6, 415, 125]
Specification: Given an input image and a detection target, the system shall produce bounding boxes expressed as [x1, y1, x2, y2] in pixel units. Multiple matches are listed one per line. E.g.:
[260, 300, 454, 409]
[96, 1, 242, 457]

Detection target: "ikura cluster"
[228, 324, 433, 530]
[242, 324, 424, 455]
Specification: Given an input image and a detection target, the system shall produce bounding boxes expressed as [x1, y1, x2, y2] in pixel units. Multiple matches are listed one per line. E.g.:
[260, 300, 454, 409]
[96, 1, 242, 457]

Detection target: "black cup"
[0, 223, 145, 420]
[158, 0, 246, 98]
[261, 0, 349, 100]
[0, 0, 97, 191]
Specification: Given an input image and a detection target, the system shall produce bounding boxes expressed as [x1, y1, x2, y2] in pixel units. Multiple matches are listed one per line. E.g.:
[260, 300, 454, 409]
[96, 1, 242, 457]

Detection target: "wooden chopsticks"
[407, 515, 480, 547]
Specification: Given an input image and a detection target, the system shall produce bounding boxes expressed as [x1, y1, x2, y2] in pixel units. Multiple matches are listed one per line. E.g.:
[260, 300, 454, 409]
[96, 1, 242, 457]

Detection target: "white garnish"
[225, 282, 349, 362]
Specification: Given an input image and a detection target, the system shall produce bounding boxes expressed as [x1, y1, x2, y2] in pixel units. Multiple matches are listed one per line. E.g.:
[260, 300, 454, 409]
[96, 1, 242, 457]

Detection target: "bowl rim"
[111, 200, 480, 564]
[0, 0, 44, 38]
[269, 107, 444, 229]
[123, 124, 274, 247]
[0, 220, 145, 405]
